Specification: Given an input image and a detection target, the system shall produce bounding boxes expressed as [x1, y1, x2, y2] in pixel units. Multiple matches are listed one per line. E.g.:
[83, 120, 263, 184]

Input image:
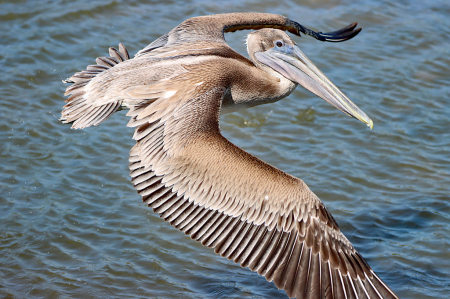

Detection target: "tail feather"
[61, 43, 130, 129]
[109, 43, 130, 61]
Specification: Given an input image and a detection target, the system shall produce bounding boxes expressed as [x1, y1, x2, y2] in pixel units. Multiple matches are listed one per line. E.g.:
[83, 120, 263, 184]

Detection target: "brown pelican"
[61, 13, 397, 299]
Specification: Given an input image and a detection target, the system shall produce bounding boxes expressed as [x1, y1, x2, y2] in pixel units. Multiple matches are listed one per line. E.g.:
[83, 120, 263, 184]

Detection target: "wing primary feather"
[265, 230, 288, 280]
[246, 229, 277, 270]
[338, 250, 355, 280]
[342, 273, 357, 299]
[258, 231, 289, 276]
[322, 260, 333, 299]
[253, 230, 283, 274]
[348, 253, 365, 280]
[180, 207, 210, 233]
[153, 193, 183, 214]
[338, 270, 348, 299]
[176, 205, 204, 230]
[228, 223, 257, 261]
[213, 216, 242, 254]
[369, 270, 399, 299]
[291, 241, 307, 297]
[199, 213, 229, 246]
[194, 211, 225, 245]
[171, 202, 198, 227]
[148, 188, 177, 209]
[224, 221, 252, 260]
[354, 252, 372, 279]
[242, 228, 272, 268]
[203, 214, 234, 248]
[131, 169, 155, 185]
[348, 276, 360, 299]
[319, 252, 323, 299]
[357, 277, 370, 299]
[166, 200, 192, 223]
[215, 219, 247, 256]
[234, 225, 264, 265]
[283, 235, 303, 298]
[161, 195, 188, 220]
[195, 212, 223, 243]
[186, 209, 217, 238]
[136, 178, 164, 195]
[364, 273, 383, 299]
[305, 251, 320, 299]
[271, 232, 297, 289]
[302, 247, 314, 298]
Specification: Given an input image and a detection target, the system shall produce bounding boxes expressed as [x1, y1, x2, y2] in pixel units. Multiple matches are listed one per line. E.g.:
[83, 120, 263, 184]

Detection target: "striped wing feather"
[124, 74, 398, 299]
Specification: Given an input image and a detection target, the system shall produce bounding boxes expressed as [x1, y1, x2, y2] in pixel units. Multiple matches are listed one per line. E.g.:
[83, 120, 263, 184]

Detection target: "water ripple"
[1, 0, 449, 298]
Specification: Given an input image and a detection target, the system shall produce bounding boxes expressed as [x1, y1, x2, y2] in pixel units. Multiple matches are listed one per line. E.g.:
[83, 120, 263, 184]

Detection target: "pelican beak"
[255, 44, 373, 129]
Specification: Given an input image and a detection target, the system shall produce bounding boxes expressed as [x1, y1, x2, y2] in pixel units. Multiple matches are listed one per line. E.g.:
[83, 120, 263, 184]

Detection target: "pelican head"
[247, 28, 373, 129]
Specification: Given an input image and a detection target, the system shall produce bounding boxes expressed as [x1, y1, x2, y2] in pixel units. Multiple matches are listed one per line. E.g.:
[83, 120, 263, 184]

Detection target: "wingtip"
[317, 22, 362, 42]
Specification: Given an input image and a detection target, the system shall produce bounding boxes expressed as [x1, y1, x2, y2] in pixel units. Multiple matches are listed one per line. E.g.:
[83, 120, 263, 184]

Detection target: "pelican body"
[61, 13, 396, 299]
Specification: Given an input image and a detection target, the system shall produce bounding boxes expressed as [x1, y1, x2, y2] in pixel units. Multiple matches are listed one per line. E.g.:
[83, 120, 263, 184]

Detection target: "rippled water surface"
[1, 0, 450, 298]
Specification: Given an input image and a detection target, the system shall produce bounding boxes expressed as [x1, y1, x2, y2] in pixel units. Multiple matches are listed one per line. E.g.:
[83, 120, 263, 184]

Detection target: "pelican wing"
[136, 13, 361, 57]
[122, 65, 397, 299]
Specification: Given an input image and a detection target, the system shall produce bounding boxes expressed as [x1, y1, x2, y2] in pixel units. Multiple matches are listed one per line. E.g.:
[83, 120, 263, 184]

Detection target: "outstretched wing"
[135, 13, 361, 57]
[122, 63, 397, 299]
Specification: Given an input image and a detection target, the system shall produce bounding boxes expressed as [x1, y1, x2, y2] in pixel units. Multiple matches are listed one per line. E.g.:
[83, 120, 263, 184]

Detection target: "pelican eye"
[275, 41, 284, 48]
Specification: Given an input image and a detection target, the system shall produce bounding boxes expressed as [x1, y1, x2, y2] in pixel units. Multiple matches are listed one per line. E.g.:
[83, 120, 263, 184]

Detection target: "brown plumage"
[61, 13, 397, 299]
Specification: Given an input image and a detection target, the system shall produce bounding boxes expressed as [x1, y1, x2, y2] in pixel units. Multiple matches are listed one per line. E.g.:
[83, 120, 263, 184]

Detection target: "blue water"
[1, 0, 449, 298]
